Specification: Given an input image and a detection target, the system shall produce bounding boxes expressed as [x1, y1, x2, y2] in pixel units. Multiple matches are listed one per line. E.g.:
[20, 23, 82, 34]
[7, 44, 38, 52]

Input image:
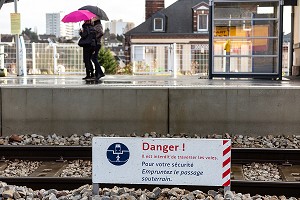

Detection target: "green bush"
[98, 47, 118, 74]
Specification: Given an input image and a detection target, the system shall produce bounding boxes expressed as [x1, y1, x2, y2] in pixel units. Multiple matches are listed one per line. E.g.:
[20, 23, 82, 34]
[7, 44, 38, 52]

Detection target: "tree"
[110, 33, 117, 40]
[98, 47, 118, 74]
[116, 34, 124, 42]
[22, 28, 39, 42]
[104, 28, 110, 38]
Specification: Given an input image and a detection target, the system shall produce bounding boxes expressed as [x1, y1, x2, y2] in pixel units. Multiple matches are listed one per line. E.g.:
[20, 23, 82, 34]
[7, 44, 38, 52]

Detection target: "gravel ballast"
[0, 133, 299, 149]
[0, 182, 299, 200]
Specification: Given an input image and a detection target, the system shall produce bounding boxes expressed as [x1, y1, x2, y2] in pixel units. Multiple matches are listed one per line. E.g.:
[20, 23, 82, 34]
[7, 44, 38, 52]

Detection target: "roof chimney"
[145, 0, 165, 20]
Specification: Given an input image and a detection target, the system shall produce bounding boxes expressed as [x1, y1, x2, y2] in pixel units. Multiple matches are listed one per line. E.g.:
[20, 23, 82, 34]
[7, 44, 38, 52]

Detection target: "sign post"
[92, 137, 231, 195]
[18, 36, 27, 76]
[12, 0, 21, 76]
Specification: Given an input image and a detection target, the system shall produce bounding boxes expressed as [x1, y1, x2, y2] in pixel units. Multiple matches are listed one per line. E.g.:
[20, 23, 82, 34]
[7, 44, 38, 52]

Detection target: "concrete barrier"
[169, 88, 300, 135]
[1, 88, 169, 136]
[1, 87, 300, 136]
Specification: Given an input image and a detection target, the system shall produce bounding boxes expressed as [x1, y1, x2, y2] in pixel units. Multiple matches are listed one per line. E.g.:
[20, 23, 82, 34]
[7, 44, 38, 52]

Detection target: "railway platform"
[1, 74, 300, 88]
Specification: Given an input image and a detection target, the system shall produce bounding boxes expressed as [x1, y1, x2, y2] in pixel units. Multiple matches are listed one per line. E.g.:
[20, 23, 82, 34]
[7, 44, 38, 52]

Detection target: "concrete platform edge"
[1, 86, 300, 136]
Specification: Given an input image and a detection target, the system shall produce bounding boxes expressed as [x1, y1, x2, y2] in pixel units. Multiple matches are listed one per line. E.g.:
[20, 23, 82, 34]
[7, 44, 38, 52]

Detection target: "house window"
[154, 18, 163, 31]
[198, 14, 208, 31]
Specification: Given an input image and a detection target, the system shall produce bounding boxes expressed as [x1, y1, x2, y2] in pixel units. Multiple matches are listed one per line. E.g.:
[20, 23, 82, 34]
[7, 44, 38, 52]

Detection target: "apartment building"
[105, 20, 135, 36]
[46, 12, 75, 38]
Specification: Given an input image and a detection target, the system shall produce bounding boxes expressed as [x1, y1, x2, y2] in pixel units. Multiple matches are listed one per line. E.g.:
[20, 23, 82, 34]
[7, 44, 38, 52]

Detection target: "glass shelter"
[209, 0, 283, 79]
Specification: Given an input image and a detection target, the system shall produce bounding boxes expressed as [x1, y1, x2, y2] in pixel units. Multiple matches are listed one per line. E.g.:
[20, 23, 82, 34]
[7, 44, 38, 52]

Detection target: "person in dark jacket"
[79, 20, 96, 80]
[92, 18, 105, 80]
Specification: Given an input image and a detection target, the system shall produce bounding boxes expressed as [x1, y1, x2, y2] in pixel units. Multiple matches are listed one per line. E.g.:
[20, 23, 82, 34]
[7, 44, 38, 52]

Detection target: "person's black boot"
[91, 71, 95, 78]
[95, 73, 105, 80]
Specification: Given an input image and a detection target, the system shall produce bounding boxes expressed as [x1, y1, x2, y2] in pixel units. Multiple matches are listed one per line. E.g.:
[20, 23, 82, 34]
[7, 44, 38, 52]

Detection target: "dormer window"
[154, 18, 163, 31]
[198, 14, 208, 31]
[151, 11, 167, 32]
[192, 2, 209, 32]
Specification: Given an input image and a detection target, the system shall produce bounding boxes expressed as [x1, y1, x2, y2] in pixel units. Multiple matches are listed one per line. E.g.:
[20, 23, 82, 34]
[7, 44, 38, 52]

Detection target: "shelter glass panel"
[211, 0, 282, 78]
[214, 2, 278, 19]
[213, 56, 278, 73]
[213, 38, 278, 56]
[214, 20, 278, 37]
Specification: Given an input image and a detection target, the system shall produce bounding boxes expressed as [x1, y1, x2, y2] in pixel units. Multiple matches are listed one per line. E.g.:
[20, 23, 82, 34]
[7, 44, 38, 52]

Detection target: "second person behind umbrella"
[92, 17, 105, 80]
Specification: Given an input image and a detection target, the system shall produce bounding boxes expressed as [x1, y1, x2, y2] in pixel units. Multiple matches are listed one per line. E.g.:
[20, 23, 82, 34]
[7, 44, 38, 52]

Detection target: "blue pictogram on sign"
[106, 143, 130, 166]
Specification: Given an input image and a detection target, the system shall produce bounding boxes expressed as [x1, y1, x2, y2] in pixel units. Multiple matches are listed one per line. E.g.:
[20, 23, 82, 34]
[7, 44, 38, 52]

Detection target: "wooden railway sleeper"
[231, 164, 245, 180]
[278, 165, 300, 182]
[0, 162, 7, 171]
[29, 161, 68, 177]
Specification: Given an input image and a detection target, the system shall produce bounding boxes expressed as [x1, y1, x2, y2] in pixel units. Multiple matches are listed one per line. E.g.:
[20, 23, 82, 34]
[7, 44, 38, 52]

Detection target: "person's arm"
[80, 27, 89, 38]
[95, 24, 104, 39]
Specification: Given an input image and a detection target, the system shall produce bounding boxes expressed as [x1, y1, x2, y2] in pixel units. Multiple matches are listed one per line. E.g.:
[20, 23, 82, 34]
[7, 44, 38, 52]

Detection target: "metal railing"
[1, 42, 85, 75]
[131, 44, 209, 77]
[0, 42, 289, 76]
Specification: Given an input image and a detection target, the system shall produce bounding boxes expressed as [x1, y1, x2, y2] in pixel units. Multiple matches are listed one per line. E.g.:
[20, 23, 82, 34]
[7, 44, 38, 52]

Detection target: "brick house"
[124, 0, 210, 75]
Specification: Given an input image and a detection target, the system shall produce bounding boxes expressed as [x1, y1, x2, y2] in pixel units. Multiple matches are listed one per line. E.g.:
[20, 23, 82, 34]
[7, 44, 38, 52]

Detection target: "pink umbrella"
[62, 10, 96, 23]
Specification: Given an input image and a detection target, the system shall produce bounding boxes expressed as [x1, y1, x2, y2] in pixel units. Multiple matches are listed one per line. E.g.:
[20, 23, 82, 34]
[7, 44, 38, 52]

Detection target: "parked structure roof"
[126, 0, 209, 35]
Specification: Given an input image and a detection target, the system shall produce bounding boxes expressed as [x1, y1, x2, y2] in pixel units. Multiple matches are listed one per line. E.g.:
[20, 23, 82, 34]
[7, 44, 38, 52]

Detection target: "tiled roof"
[126, 0, 208, 35]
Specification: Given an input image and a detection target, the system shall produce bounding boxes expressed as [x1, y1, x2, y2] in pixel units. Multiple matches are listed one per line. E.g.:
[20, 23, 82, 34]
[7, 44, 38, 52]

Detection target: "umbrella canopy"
[62, 10, 96, 23]
[79, 5, 109, 21]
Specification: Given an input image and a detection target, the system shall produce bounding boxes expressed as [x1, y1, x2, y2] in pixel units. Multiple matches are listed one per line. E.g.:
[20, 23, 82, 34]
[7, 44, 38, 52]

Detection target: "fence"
[0, 42, 85, 75]
[131, 43, 292, 77]
[0, 42, 289, 76]
[131, 44, 209, 76]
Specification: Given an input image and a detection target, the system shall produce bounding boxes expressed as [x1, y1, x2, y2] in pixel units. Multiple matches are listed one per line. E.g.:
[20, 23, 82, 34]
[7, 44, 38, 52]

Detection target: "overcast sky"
[0, 0, 291, 34]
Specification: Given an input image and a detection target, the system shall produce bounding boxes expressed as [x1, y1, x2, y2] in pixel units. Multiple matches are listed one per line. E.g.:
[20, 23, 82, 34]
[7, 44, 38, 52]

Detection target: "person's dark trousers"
[92, 44, 105, 79]
[83, 46, 94, 78]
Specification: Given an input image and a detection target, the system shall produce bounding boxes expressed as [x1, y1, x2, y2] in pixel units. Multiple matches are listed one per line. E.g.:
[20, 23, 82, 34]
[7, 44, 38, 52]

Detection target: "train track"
[0, 146, 300, 197]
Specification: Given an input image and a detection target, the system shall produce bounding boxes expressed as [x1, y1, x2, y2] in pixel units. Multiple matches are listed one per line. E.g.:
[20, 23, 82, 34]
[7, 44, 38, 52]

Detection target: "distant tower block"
[145, 0, 165, 20]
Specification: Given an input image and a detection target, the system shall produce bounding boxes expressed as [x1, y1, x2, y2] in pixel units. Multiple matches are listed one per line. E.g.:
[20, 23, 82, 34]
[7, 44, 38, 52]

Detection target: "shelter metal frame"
[208, 0, 284, 79]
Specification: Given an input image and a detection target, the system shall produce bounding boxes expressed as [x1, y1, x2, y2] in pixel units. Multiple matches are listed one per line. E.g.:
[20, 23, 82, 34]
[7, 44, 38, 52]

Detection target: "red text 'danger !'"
[142, 142, 185, 153]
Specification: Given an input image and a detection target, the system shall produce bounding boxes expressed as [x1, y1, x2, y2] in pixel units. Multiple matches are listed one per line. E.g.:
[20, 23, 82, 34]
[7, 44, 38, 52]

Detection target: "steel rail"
[0, 146, 92, 161]
[0, 177, 91, 190]
[1, 146, 300, 164]
[231, 180, 300, 197]
[231, 148, 300, 164]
